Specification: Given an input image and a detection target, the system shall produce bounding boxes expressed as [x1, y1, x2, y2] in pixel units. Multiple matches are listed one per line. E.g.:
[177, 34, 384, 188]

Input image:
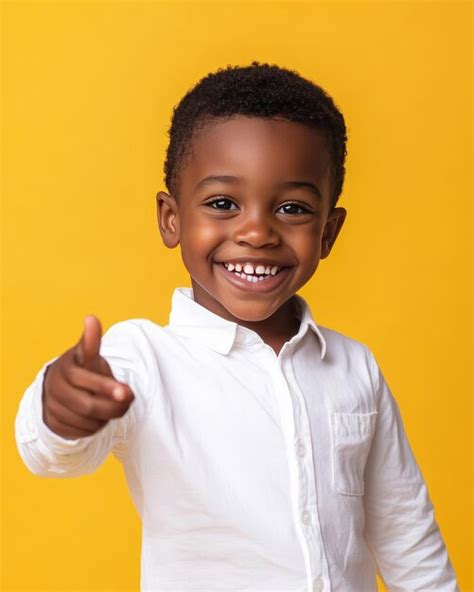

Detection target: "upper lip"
[215, 258, 291, 268]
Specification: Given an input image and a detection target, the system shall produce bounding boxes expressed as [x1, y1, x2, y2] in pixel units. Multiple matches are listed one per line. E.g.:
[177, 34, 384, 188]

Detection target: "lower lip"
[215, 263, 293, 293]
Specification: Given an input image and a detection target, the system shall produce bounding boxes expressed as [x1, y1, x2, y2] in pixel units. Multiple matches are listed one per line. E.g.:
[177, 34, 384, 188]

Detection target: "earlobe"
[156, 191, 180, 249]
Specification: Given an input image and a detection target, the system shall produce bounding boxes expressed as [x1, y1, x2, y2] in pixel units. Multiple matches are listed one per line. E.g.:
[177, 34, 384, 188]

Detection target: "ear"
[156, 191, 180, 248]
[321, 207, 347, 259]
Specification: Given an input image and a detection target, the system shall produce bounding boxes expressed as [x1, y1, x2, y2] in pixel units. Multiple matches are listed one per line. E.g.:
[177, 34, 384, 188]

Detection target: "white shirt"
[15, 287, 459, 592]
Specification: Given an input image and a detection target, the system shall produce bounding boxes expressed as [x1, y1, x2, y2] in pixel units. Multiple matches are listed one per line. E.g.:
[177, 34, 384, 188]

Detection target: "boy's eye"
[278, 203, 310, 215]
[204, 197, 310, 215]
[205, 198, 238, 211]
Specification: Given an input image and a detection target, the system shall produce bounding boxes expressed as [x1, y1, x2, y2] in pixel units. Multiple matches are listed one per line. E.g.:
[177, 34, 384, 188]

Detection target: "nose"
[232, 209, 280, 249]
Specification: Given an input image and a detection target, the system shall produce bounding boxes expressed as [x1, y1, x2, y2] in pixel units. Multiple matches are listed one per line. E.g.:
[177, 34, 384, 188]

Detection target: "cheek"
[292, 226, 323, 263]
[180, 216, 223, 255]
[181, 216, 221, 247]
[197, 223, 224, 243]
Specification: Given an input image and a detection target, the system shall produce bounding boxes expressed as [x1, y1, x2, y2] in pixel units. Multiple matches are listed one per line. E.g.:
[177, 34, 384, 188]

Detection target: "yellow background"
[2, 1, 472, 590]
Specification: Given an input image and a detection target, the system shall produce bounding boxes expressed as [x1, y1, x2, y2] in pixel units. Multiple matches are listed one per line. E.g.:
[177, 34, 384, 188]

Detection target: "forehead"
[181, 116, 331, 192]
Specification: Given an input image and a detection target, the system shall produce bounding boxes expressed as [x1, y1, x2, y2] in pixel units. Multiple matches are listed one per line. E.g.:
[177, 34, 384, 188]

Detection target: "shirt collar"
[167, 287, 326, 359]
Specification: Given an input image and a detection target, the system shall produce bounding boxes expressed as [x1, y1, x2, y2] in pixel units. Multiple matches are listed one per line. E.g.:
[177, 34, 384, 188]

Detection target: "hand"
[42, 315, 135, 439]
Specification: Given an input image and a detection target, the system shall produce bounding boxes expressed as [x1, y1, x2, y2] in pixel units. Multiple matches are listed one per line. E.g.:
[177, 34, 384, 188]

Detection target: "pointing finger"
[75, 315, 102, 369]
[66, 364, 134, 403]
[55, 382, 134, 422]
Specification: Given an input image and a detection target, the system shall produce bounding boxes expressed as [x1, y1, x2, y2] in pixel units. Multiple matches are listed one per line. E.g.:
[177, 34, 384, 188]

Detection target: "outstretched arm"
[15, 316, 149, 477]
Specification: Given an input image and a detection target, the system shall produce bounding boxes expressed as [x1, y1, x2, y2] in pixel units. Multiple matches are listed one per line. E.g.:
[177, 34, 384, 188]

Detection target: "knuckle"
[62, 348, 75, 367]
[78, 398, 94, 417]
[47, 382, 64, 406]
[43, 366, 57, 392]
[92, 405, 108, 421]
[96, 403, 114, 419]
[47, 396, 63, 420]
[67, 364, 80, 384]
[59, 362, 73, 382]
[46, 413, 62, 434]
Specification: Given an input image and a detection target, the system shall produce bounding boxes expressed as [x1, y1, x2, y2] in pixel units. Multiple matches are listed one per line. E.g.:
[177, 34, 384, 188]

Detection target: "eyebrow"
[194, 175, 322, 199]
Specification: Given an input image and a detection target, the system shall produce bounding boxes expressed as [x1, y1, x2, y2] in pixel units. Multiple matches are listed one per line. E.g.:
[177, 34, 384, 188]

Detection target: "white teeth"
[243, 263, 254, 275]
[231, 270, 274, 283]
[224, 262, 282, 276]
[237, 272, 264, 283]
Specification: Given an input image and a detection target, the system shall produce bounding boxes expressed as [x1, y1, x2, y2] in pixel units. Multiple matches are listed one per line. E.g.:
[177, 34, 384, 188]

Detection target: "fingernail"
[113, 387, 126, 401]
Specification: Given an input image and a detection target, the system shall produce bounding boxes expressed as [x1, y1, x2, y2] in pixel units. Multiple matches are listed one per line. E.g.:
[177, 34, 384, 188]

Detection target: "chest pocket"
[330, 411, 377, 496]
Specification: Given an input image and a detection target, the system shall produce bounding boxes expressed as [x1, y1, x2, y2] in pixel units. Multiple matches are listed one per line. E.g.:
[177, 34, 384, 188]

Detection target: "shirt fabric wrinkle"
[15, 286, 459, 592]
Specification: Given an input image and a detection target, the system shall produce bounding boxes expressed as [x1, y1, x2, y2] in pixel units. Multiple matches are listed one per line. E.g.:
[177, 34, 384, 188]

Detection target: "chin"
[223, 302, 281, 323]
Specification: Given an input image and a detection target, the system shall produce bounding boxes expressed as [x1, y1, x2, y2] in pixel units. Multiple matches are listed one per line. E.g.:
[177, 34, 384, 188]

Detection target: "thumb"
[76, 315, 102, 369]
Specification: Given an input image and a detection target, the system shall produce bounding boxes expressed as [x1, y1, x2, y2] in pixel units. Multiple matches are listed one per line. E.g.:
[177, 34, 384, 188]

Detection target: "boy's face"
[157, 116, 346, 326]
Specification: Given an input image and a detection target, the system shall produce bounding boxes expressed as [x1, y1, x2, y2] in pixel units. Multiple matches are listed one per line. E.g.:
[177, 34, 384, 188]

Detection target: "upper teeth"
[224, 262, 280, 275]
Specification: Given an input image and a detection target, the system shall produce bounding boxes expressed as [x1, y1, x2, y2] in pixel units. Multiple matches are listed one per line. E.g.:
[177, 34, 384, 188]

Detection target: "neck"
[190, 278, 301, 346]
[238, 297, 301, 341]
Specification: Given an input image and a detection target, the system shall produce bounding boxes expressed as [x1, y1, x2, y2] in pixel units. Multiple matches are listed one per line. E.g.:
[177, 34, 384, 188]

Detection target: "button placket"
[301, 509, 312, 525]
[284, 357, 332, 591]
[272, 355, 315, 587]
[283, 365, 311, 530]
[296, 439, 306, 457]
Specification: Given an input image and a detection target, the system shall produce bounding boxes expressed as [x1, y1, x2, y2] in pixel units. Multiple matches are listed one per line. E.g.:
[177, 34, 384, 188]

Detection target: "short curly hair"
[163, 61, 347, 210]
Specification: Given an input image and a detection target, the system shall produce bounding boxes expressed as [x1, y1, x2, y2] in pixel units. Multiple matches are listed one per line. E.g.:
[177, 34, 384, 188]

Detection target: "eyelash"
[204, 197, 311, 215]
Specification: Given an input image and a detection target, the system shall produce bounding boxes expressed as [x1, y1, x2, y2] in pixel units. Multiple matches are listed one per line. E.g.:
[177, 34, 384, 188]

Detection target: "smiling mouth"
[215, 262, 293, 292]
[222, 263, 286, 281]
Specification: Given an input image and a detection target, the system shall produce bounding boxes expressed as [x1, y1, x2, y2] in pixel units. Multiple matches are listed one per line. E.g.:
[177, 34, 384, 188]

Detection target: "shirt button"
[296, 440, 306, 457]
[312, 576, 324, 592]
[301, 510, 311, 525]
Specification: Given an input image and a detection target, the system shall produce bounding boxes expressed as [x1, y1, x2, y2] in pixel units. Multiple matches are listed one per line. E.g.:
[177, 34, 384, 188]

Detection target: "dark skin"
[41, 115, 347, 439]
[157, 115, 346, 355]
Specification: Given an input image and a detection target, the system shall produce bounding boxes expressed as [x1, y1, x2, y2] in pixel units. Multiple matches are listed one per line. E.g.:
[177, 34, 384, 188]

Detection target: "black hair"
[163, 61, 347, 210]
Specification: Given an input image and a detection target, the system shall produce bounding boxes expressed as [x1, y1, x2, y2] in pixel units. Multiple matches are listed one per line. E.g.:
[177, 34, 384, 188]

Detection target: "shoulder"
[99, 319, 170, 406]
[317, 324, 373, 361]
[102, 317, 167, 344]
[100, 318, 171, 368]
[100, 317, 188, 366]
[315, 324, 379, 394]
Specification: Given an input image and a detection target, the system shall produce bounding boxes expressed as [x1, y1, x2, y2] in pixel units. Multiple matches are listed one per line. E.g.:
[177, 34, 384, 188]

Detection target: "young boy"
[15, 62, 458, 591]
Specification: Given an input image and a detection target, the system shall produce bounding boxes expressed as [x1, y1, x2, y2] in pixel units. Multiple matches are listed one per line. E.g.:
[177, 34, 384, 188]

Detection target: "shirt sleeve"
[15, 320, 155, 478]
[362, 348, 459, 591]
